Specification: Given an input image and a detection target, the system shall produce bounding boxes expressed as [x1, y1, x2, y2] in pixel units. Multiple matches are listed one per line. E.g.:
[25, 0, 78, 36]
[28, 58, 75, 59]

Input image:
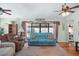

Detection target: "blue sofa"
[28, 32, 56, 46]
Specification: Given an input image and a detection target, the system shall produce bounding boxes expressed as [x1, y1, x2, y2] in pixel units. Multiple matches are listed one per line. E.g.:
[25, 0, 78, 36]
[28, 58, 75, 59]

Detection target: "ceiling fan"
[0, 7, 11, 15]
[55, 3, 79, 16]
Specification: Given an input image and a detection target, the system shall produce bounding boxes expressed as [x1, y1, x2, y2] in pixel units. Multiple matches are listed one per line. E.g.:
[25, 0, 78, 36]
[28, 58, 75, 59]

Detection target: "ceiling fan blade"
[59, 12, 63, 15]
[54, 10, 61, 12]
[70, 5, 79, 9]
[0, 7, 3, 10]
[3, 9, 11, 11]
[3, 11, 11, 15]
[64, 3, 67, 5]
[69, 11, 75, 13]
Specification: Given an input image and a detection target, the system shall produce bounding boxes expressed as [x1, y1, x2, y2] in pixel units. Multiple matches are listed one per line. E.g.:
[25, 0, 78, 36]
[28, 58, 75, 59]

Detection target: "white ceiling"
[0, 3, 79, 20]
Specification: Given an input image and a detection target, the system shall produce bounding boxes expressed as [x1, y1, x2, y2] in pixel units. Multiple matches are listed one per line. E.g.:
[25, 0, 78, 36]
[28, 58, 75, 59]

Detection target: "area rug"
[15, 43, 69, 56]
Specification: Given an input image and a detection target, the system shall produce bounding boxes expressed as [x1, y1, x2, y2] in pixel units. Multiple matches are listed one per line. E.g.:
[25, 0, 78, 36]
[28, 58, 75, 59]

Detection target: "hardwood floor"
[16, 43, 69, 56]
[59, 42, 79, 56]
[16, 42, 79, 56]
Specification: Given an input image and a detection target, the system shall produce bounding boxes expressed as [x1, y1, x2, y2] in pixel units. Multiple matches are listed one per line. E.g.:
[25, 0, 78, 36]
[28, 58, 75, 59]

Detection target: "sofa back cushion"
[30, 32, 53, 39]
[35, 33, 48, 39]
[48, 34, 54, 40]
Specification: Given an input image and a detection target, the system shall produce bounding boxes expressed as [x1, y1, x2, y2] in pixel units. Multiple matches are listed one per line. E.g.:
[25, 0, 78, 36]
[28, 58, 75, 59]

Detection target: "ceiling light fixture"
[62, 12, 70, 16]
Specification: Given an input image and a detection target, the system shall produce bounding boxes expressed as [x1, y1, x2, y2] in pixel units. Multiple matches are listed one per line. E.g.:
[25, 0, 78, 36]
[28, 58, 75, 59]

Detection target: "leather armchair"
[0, 42, 15, 56]
[1, 34, 25, 52]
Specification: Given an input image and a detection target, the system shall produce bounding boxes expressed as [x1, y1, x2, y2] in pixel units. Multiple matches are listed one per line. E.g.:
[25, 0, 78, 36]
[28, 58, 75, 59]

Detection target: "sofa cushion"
[0, 47, 15, 56]
[30, 33, 52, 39]
[28, 32, 56, 46]
[31, 34, 36, 39]
[48, 34, 54, 40]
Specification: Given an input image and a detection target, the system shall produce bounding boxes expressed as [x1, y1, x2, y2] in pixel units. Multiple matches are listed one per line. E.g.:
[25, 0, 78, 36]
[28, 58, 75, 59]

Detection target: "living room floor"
[59, 42, 79, 56]
[15, 43, 68, 56]
[14, 42, 79, 56]
[15, 42, 79, 56]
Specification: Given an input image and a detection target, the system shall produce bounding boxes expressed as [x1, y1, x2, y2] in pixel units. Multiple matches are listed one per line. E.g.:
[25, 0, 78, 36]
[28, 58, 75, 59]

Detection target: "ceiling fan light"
[62, 12, 67, 16]
[62, 12, 70, 16]
[66, 12, 70, 15]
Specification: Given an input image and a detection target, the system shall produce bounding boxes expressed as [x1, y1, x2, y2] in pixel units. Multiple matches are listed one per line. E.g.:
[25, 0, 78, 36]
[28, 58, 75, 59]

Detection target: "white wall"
[0, 18, 14, 34]
[0, 18, 25, 34]
[58, 19, 69, 42]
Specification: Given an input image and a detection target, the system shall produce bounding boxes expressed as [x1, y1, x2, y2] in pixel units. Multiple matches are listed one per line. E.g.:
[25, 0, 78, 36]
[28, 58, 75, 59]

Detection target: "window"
[32, 23, 40, 33]
[41, 23, 48, 32]
[49, 28, 54, 34]
[41, 28, 48, 32]
[33, 28, 39, 33]
[49, 23, 54, 34]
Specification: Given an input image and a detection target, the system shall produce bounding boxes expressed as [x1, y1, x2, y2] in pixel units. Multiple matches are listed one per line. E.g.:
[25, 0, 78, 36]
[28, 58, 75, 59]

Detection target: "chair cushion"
[0, 47, 14, 56]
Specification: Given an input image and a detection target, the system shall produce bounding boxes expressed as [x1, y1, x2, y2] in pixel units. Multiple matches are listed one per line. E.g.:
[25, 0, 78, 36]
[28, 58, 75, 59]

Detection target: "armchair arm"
[15, 37, 25, 41]
[1, 42, 15, 51]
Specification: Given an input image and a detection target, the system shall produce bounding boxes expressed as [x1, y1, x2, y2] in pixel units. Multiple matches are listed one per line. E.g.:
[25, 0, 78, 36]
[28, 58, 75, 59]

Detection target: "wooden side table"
[75, 42, 79, 51]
